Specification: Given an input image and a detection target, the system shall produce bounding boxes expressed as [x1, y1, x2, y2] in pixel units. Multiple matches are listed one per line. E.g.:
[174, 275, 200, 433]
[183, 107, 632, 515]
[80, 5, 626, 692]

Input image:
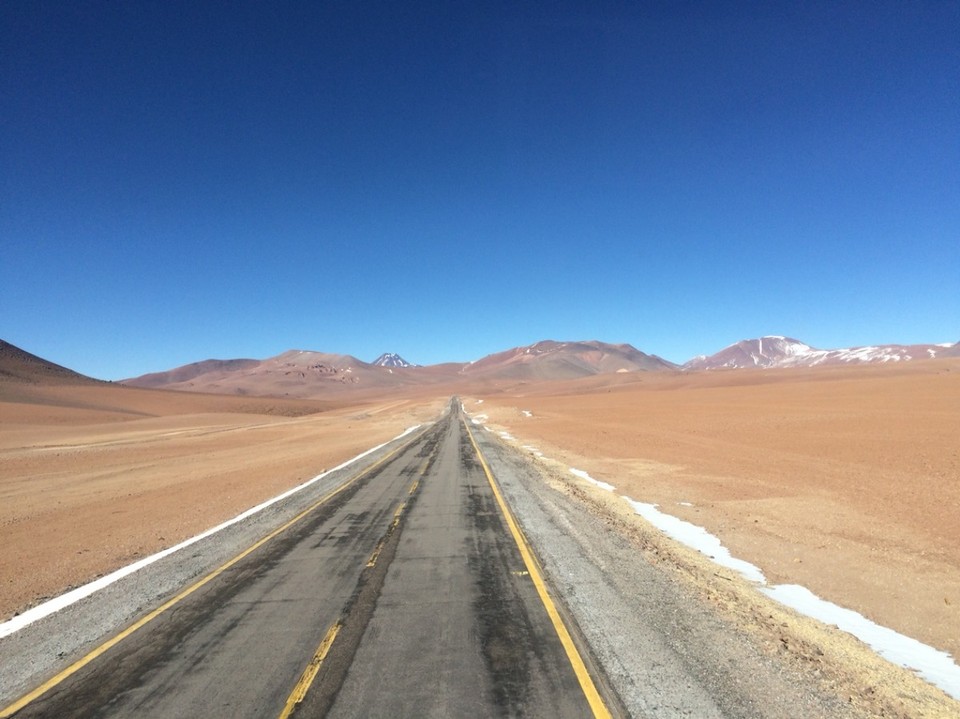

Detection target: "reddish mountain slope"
[126, 359, 261, 388]
[462, 340, 676, 381]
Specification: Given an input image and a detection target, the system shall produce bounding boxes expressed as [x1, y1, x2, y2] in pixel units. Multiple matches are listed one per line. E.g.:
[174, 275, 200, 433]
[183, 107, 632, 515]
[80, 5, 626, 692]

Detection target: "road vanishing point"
[2, 402, 616, 718]
[2, 400, 900, 718]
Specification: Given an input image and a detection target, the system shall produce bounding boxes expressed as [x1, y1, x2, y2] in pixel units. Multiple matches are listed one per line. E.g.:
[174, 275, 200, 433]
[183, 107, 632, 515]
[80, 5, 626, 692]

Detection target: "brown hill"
[0, 339, 100, 386]
[461, 340, 676, 382]
[125, 358, 261, 388]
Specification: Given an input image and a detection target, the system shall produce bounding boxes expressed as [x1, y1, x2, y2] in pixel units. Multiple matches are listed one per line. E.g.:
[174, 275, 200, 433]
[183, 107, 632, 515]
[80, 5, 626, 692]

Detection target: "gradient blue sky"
[3, 2, 958, 380]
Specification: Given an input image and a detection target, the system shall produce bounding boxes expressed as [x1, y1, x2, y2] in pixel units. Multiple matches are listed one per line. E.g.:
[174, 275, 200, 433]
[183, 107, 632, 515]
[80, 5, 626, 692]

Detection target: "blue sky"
[3, 2, 958, 379]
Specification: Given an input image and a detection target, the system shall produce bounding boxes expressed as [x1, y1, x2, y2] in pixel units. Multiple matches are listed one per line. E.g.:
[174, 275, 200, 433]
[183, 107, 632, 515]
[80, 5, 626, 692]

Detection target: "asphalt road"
[6, 404, 613, 718]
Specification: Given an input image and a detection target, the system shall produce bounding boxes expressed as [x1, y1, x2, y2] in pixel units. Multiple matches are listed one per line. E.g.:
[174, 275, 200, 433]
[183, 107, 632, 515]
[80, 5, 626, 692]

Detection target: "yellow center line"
[463, 420, 613, 719]
[0, 426, 431, 719]
[277, 621, 341, 719]
[366, 502, 406, 568]
[278, 436, 433, 716]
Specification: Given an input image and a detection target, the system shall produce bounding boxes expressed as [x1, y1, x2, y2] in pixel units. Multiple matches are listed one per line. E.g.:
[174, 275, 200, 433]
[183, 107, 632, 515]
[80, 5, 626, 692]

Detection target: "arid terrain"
[467, 359, 960, 661]
[0, 376, 446, 619]
[2, 339, 959, 709]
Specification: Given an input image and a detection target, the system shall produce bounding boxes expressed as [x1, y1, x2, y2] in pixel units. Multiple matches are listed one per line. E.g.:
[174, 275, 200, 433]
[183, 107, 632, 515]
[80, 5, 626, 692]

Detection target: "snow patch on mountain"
[372, 352, 415, 368]
[685, 337, 958, 371]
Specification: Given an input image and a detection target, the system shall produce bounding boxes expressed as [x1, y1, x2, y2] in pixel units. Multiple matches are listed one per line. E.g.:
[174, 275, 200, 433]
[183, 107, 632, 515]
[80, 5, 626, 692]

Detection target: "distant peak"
[372, 352, 415, 368]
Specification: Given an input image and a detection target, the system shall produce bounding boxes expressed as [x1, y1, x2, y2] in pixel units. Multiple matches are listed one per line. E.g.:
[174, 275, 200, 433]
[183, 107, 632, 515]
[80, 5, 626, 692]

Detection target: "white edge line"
[0, 424, 423, 639]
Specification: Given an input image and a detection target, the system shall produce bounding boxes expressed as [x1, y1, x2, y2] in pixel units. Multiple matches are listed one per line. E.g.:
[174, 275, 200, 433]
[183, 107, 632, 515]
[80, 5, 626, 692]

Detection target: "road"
[4, 403, 615, 718]
[3, 399, 903, 718]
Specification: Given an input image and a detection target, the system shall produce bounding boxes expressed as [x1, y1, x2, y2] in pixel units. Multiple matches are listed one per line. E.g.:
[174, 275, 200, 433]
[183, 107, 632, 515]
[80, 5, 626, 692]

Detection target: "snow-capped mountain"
[372, 352, 415, 368]
[684, 336, 959, 371]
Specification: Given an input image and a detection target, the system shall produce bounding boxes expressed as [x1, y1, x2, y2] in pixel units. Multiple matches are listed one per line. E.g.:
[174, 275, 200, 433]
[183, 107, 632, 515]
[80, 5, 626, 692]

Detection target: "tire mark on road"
[281, 433, 439, 718]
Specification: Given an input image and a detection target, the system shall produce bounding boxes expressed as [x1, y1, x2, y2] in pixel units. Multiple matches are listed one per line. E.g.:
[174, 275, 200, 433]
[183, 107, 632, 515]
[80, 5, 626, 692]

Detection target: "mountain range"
[2, 336, 957, 399]
[117, 340, 677, 397]
[684, 336, 960, 371]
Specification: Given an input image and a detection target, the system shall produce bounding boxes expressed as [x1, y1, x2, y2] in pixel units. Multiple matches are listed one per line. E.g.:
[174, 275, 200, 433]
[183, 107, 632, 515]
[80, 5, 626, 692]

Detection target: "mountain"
[684, 336, 960, 371]
[125, 358, 260, 388]
[0, 339, 100, 385]
[123, 349, 390, 396]
[372, 353, 415, 368]
[941, 341, 960, 358]
[461, 340, 677, 381]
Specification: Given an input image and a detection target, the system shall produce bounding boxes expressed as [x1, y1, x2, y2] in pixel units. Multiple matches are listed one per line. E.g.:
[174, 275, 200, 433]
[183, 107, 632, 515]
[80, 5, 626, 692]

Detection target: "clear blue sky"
[3, 2, 958, 379]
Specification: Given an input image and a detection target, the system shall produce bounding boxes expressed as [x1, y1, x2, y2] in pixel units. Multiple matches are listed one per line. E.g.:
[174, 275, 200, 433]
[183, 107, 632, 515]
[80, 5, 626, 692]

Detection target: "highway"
[5, 404, 614, 718]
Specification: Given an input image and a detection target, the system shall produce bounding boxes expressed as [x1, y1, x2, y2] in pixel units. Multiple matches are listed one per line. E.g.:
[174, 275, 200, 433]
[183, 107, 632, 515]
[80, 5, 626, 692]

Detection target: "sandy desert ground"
[0, 381, 446, 619]
[467, 359, 960, 662]
[2, 358, 958, 696]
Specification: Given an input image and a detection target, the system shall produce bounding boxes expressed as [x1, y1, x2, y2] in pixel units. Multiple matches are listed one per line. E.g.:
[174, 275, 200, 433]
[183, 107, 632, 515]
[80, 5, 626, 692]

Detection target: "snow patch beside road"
[548, 457, 960, 700]
[569, 468, 615, 492]
[625, 499, 766, 584]
[763, 584, 960, 699]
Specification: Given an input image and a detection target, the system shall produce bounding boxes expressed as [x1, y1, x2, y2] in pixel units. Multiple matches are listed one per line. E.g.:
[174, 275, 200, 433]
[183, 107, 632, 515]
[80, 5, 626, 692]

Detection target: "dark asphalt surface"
[10, 403, 605, 718]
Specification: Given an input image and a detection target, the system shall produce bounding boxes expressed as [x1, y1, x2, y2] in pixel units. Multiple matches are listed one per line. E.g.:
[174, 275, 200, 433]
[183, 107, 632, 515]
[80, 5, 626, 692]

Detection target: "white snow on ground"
[522, 410, 533, 417]
[522, 445, 544, 457]
[625, 499, 767, 584]
[679, 501, 694, 507]
[764, 585, 960, 701]
[499, 431, 516, 441]
[569, 468, 615, 492]
[556, 465, 960, 700]
[470, 414, 489, 425]
[0, 425, 424, 640]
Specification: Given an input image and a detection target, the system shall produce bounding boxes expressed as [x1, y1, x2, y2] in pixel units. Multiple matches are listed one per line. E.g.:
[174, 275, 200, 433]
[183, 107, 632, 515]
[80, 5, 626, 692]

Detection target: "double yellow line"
[0, 427, 429, 718]
[463, 421, 613, 719]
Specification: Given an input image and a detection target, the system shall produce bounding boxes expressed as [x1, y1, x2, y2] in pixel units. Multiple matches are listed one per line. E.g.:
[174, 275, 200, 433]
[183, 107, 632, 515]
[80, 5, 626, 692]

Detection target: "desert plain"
[0, 380, 445, 620]
[468, 359, 960, 662]
[1, 355, 959, 687]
